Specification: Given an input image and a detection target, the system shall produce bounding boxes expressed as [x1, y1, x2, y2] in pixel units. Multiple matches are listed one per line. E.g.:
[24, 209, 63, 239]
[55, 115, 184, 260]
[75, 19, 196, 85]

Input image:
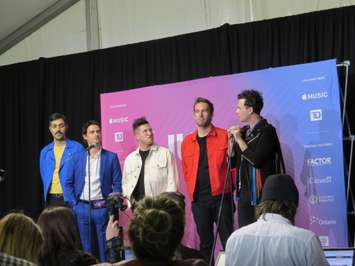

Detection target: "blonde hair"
[0, 213, 43, 263]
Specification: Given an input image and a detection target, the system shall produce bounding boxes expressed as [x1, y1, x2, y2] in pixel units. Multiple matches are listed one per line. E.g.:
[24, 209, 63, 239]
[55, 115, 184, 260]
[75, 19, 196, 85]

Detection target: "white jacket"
[122, 145, 179, 201]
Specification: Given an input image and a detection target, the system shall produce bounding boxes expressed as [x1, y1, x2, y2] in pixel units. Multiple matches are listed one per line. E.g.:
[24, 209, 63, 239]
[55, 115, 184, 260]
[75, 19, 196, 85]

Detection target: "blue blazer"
[39, 139, 84, 202]
[63, 148, 122, 206]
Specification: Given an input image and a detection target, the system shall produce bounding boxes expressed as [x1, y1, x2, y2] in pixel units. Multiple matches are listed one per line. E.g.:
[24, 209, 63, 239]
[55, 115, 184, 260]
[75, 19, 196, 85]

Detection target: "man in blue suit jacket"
[63, 120, 122, 262]
[40, 113, 84, 207]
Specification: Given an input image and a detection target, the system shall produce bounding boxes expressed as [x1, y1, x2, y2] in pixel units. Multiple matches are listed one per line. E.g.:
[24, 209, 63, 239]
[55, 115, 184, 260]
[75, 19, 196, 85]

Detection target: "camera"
[106, 192, 127, 220]
[106, 192, 127, 262]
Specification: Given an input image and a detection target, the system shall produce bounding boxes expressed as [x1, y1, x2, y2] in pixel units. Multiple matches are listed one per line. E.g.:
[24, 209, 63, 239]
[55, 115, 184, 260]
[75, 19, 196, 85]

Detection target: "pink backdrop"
[101, 59, 348, 249]
[100, 76, 242, 249]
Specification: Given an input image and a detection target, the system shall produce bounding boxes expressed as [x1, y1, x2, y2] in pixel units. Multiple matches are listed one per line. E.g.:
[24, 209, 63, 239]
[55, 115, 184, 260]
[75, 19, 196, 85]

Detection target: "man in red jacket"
[181, 97, 233, 264]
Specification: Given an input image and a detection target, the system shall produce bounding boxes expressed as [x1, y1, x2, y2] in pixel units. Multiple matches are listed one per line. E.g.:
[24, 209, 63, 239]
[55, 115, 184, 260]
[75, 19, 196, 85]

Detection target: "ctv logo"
[307, 157, 331, 167]
[310, 109, 322, 121]
[168, 134, 183, 160]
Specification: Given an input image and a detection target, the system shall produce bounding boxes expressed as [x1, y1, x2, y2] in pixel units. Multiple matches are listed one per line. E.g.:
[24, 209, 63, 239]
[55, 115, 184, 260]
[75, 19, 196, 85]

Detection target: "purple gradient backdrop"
[101, 59, 348, 249]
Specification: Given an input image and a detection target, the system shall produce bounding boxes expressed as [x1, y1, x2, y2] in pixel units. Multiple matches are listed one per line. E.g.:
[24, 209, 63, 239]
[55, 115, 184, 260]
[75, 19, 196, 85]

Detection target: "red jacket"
[181, 126, 231, 200]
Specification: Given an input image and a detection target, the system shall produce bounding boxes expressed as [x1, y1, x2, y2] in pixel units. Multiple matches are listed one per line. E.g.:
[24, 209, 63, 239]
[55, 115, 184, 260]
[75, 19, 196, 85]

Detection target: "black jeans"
[191, 194, 234, 264]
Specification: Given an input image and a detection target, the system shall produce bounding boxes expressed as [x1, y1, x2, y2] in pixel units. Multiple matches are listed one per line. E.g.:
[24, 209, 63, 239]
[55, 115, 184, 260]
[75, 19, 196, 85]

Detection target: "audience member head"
[128, 196, 184, 261]
[256, 174, 299, 223]
[159, 191, 186, 211]
[0, 212, 43, 263]
[37, 207, 82, 257]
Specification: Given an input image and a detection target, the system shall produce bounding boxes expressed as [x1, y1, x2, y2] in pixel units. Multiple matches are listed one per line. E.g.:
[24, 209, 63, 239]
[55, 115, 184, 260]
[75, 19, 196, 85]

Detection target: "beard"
[196, 117, 212, 128]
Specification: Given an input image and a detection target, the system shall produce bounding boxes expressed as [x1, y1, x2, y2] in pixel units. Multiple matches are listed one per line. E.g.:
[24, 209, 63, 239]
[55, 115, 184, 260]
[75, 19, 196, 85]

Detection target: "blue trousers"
[74, 202, 108, 262]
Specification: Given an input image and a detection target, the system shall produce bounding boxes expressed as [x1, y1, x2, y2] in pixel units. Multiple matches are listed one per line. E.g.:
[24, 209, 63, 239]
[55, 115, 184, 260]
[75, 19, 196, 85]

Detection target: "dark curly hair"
[237, 89, 264, 115]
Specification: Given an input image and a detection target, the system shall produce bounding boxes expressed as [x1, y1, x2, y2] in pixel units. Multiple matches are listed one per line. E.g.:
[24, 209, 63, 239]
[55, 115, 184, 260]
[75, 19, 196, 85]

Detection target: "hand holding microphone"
[228, 125, 242, 142]
[227, 126, 241, 158]
[228, 125, 249, 152]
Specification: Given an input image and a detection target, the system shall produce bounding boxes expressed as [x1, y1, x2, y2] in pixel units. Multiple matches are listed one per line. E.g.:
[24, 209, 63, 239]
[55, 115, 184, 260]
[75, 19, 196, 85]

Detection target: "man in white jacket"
[122, 117, 179, 207]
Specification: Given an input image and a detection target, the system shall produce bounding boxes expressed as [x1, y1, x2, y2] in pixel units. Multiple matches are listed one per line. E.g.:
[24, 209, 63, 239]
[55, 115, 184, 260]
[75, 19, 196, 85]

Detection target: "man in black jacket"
[229, 90, 284, 227]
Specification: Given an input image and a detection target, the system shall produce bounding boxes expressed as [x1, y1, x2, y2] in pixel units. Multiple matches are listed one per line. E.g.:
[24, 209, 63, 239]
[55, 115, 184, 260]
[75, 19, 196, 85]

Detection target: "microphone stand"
[208, 140, 235, 266]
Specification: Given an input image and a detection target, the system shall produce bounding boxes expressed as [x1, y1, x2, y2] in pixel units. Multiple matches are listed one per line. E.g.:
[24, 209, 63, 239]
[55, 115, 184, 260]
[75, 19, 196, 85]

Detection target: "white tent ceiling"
[0, 0, 355, 63]
[0, 0, 59, 40]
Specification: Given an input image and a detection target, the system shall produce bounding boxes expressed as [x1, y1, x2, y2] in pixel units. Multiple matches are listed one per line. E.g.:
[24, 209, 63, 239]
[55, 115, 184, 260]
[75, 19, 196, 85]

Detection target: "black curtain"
[0, 5, 354, 238]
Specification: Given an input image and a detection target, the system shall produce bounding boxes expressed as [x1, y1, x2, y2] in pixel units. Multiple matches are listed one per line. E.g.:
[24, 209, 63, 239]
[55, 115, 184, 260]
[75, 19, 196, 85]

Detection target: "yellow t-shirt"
[49, 144, 65, 194]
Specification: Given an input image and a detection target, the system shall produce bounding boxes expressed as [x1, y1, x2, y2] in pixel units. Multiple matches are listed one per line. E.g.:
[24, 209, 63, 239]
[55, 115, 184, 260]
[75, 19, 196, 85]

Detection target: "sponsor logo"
[114, 132, 124, 142]
[309, 176, 332, 184]
[310, 109, 322, 121]
[109, 104, 127, 109]
[301, 91, 328, 101]
[319, 236, 329, 247]
[303, 143, 333, 149]
[302, 76, 326, 82]
[308, 195, 335, 205]
[310, 216, 336, 226]
[109, 117, 129, 124]
[307, 157, 332, 167]
[305, 130, 330, 135]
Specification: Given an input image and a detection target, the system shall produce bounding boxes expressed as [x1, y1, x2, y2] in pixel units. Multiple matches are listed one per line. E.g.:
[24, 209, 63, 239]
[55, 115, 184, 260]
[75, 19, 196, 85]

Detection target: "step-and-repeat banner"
[101, 59, 348, 248]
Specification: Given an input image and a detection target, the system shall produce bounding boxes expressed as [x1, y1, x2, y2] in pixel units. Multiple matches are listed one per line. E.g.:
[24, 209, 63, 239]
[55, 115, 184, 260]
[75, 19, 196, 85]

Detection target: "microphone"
[229, 134, 236, 144]
[87, 143, 99, 150]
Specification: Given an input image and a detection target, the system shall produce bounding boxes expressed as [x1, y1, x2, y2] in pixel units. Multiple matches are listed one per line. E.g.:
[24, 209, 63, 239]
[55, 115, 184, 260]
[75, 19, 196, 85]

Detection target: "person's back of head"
[0, 212, 43, 264]
[128, 196, 184, 262]
[38, 206, 96, 266]
[158, 192, 186, 212]
[256, 174, 299, 223]
[226, 175, 330, 266]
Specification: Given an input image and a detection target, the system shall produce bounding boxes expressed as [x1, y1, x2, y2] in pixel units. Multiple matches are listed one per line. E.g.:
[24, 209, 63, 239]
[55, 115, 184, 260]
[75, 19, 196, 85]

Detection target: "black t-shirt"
[194, 135, 213, 202]
[132, 149, 150, 203]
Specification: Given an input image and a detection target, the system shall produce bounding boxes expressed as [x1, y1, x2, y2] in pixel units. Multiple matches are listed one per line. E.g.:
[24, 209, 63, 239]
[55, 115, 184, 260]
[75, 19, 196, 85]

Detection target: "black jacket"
[232, 119, 285, 206]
